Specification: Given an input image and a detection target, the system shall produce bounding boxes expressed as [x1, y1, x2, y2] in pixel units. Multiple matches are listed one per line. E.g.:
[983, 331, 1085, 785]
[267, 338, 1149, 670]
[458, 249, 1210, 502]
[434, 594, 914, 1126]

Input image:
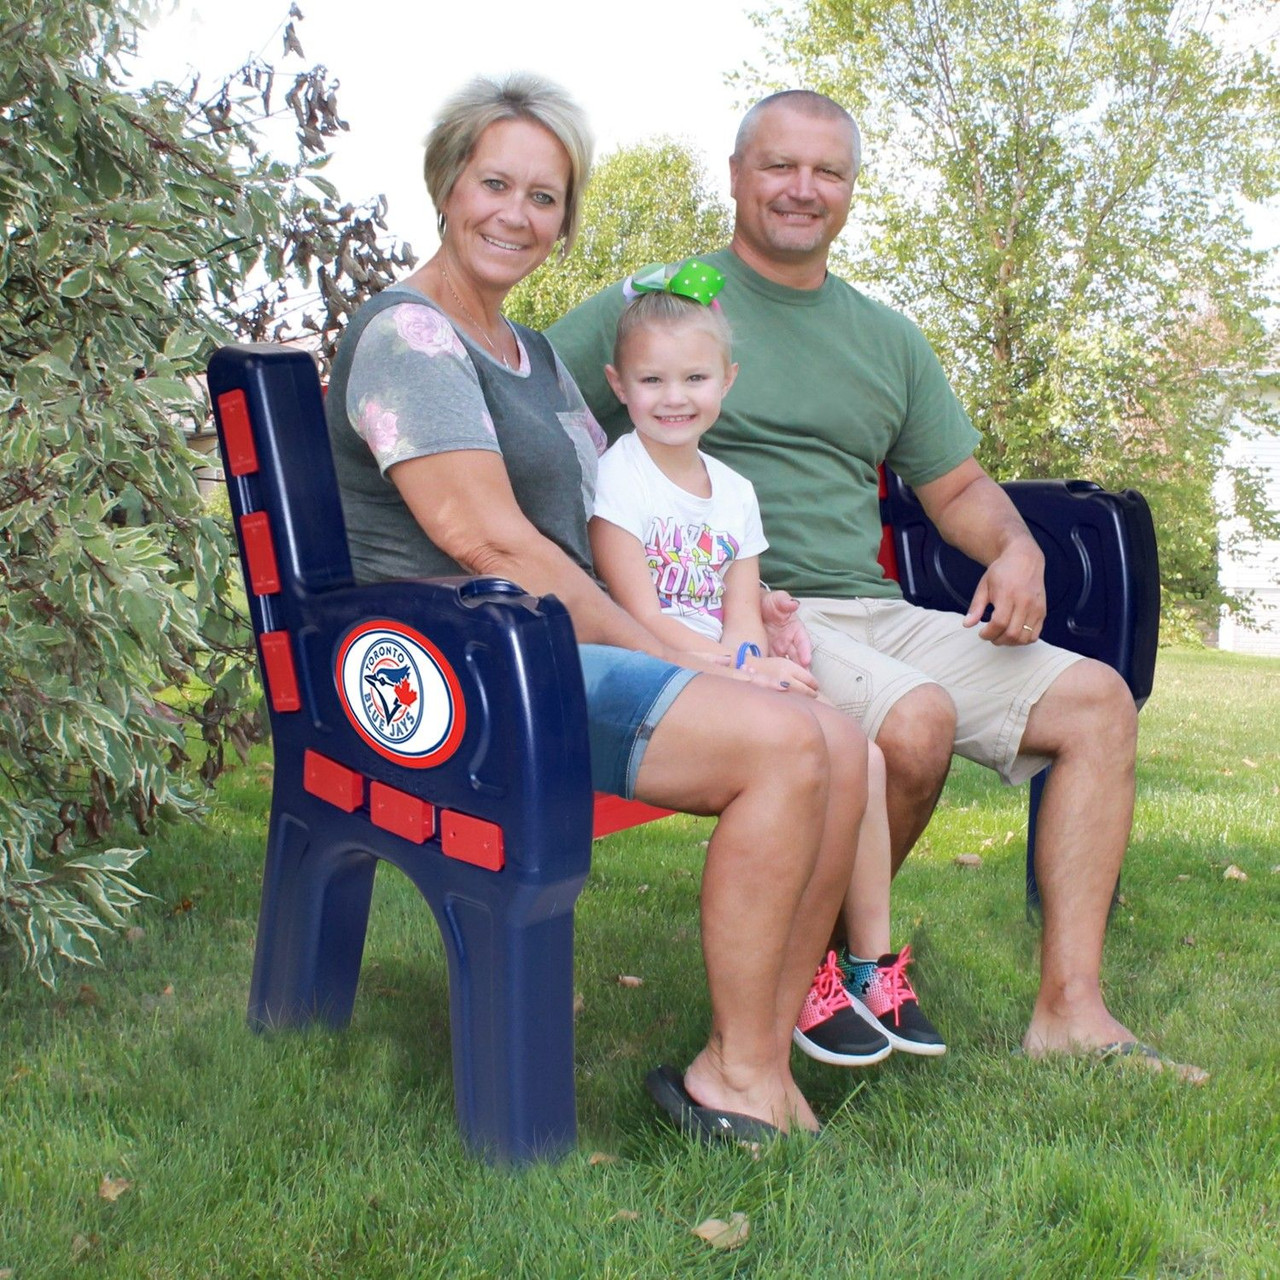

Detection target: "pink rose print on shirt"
[561, 408, 608, 457]
[358, 399, 400, 458]
[394, 305, 466, 359]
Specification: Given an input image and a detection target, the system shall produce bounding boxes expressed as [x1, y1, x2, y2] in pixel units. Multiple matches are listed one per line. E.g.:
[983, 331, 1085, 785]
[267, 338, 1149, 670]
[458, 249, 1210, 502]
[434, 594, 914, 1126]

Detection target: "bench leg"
[1025, 770, 1046, 922]
[248, 804, 376, 1030]
[437, 891, 578, 1164]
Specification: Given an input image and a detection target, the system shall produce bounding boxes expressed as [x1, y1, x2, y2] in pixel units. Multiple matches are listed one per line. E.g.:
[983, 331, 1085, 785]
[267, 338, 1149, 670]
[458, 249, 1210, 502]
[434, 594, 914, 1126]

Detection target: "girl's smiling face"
[605, 321, 738, 454]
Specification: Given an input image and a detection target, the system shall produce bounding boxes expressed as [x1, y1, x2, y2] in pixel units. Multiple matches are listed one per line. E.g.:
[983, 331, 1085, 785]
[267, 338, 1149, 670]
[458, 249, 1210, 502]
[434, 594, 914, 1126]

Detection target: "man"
[550, 90, 1204, 1078]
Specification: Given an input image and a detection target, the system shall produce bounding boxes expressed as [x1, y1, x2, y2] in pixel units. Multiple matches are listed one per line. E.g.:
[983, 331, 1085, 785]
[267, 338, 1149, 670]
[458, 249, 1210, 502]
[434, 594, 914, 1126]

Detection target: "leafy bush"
[0, 0, 407, 982]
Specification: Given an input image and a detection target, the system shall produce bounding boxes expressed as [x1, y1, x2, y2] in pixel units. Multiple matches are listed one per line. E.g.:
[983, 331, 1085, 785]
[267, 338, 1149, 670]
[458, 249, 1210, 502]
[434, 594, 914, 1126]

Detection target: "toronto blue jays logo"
[361, 653, 420, 738]
[335, 621, 466, 767]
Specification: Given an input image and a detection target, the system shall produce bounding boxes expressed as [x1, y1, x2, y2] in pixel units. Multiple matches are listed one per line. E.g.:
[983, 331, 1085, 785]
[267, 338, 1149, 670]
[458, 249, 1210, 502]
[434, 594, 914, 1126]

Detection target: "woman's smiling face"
[441, 117, 570, 291]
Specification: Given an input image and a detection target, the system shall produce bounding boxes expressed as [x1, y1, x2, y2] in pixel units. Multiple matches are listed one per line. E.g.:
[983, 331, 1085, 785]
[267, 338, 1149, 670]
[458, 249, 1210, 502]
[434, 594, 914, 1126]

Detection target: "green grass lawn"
[2, 648, 1277, 1278]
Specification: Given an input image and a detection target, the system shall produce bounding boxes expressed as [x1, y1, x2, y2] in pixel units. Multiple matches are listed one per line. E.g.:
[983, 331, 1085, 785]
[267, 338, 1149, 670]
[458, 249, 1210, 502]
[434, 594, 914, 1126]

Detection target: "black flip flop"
[644, 1064, 782, 1144]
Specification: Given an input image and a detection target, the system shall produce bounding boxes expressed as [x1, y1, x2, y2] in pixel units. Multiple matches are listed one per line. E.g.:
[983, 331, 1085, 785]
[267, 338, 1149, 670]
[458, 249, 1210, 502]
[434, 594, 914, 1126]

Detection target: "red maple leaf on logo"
[394, 677, 417, 708]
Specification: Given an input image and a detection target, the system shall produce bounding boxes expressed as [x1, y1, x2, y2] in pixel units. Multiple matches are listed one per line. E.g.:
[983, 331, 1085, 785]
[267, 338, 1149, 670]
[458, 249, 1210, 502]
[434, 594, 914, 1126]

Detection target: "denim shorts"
[579, 644, 698, 798]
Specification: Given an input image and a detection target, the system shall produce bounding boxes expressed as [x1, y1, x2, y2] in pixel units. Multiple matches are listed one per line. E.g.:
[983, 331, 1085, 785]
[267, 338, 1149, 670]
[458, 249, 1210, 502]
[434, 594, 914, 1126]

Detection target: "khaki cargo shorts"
[796, 596, 1083, 785]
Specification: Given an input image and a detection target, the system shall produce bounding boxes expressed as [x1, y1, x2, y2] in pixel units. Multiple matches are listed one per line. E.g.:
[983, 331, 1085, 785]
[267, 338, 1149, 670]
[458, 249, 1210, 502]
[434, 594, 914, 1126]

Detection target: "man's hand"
[962, 539, 1047, 645]
[760, 589, 814, 667]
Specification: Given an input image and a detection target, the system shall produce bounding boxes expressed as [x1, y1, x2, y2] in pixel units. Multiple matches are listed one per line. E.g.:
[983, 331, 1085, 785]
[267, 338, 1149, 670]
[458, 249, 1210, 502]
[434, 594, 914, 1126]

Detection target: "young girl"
[589, 261, 946, 1064]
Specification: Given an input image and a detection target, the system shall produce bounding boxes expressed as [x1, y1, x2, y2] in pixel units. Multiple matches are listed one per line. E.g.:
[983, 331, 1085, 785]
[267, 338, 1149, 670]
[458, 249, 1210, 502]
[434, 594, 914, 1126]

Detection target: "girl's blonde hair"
[613, 292, 734, 367]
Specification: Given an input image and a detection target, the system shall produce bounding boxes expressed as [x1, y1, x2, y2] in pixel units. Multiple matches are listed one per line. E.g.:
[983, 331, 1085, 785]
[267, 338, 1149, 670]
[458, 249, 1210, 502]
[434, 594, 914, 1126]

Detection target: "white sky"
[131, 0, 775, 248]
[131, 0, 1278, 264]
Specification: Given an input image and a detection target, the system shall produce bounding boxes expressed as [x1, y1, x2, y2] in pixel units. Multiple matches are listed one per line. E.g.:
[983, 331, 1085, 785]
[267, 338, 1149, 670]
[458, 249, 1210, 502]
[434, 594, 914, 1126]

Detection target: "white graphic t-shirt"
[593, 431, 768, 641]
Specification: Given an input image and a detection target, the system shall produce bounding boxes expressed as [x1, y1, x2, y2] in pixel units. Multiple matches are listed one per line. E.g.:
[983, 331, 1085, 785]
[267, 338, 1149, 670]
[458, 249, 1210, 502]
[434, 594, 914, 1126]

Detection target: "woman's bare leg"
[633, 676, 859, 1133]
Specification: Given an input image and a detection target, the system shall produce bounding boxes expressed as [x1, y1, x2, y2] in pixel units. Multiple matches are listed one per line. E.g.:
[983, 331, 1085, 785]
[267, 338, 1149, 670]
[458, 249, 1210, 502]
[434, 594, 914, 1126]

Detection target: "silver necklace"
[440, 266, 511, 369]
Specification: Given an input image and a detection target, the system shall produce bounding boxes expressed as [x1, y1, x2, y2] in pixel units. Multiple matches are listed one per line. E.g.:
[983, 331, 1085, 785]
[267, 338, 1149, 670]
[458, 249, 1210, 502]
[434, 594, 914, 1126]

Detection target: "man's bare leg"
[875, 682, 956, 873]
[634, 677, 859, 1132]
[1017, 659, 1138, 1054]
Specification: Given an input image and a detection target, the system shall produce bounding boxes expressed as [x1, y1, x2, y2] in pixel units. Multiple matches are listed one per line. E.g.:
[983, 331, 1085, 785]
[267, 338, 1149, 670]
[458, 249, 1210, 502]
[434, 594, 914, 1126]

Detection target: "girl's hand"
[738, 654, 820, 696]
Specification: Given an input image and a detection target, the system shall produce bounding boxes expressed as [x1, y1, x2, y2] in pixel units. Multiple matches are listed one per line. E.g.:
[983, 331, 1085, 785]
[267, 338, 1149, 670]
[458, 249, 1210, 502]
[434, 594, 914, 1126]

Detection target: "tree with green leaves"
[745, 0, 1280, 629]
[507, 138, 731, 330]
[0, 0, 409, 982]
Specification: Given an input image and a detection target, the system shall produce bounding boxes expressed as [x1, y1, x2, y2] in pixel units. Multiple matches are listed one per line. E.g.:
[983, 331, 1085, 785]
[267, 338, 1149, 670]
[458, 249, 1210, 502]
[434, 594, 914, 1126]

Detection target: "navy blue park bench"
[207, 343, 1159, 1165]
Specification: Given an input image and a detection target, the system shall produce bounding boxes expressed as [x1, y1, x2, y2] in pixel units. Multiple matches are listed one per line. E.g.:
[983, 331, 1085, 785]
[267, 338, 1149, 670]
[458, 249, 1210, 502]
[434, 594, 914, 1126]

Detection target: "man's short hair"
[423, 72, 594, 255]
[734, 90, 861, 178]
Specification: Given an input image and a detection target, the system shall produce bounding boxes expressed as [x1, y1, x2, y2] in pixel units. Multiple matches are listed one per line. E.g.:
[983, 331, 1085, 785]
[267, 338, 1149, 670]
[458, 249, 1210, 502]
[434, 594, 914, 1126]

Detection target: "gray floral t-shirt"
[327, 284, 607, 585]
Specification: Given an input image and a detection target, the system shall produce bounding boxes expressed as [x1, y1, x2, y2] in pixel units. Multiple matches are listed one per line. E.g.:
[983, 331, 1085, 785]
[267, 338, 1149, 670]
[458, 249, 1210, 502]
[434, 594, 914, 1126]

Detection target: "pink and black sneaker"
[793, 950, 892, 1066]
[841, 945, 946, 1057]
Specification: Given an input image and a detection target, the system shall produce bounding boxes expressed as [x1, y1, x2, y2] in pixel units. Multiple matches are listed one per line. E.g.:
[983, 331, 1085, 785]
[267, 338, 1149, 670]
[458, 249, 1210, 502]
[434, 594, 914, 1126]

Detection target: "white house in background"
[1218, 370, 1280, 657]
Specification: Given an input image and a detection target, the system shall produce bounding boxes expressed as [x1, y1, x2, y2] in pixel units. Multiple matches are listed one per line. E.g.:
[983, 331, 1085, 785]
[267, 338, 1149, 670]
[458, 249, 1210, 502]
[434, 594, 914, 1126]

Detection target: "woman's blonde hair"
[423, 72, 594, 256]
[613, 292, 734, 368]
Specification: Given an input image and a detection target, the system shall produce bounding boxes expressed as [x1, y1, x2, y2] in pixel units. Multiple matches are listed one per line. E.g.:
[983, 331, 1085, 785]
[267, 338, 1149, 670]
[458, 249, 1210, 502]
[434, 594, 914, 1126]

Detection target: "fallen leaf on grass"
[616, 974, 644, 988]
[1223, 865, 1248, 881]
[1175, 874, 1191, 882]
[77, 984, 99, 1008]
[98, 1175, 131, 1203]
[588, 1151, 619, 1166]
[71, 1234, 99, 1262]
[573, 991, 586, 1016]
[1181, 935, 1196, 947]
[124, 927, 145, 944]
[611, 1210, 639, 1222]
[1241, 757, 1258, 769]
[692, 1212, 750, 1250]
[954, 853, 983, 868]
[161, 984, 175, 998]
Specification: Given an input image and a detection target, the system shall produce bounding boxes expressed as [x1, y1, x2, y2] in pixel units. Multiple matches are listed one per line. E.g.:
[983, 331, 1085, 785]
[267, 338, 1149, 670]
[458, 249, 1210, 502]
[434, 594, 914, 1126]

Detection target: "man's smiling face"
[729, 104, 858, 271]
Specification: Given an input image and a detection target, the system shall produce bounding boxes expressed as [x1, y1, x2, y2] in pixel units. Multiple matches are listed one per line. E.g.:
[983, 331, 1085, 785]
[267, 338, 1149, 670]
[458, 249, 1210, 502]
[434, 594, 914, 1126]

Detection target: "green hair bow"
[622, 257, 726, 306]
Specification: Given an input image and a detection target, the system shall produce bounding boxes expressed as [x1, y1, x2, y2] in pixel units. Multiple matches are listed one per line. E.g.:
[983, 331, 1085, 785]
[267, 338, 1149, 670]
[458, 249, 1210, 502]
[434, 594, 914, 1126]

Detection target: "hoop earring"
[437, 212, 447, 238]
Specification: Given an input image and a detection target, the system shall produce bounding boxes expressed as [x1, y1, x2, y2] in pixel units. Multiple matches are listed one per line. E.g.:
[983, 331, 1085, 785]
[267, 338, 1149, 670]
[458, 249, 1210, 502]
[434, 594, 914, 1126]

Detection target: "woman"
[326, 72, 871, 1139]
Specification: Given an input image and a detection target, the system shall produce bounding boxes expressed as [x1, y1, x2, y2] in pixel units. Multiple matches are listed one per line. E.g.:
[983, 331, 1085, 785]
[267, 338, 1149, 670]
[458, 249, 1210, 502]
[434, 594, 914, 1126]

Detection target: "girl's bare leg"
[841, 741, 892, 959]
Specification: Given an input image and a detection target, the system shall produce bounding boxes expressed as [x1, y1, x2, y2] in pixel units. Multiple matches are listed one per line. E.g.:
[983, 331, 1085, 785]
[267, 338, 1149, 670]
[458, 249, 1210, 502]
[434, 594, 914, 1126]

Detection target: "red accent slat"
[303, 750, 363, 812]
[370, 782, 435, 844]
[876, 464, 899, 581]
[239, 511, 282, 595]
[877, 524, 899, 582]
[216, 389, 259, 476]
[440, 810, 504, 872]
[259, 630, 301, 712]
[591, 793, 675, 839]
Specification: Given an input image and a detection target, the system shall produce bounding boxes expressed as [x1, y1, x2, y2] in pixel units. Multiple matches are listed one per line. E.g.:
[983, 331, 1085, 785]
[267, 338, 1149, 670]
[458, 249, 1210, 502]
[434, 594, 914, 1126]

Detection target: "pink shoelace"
[877, 945, 920, 1027]
[798, 950, 852, 1030]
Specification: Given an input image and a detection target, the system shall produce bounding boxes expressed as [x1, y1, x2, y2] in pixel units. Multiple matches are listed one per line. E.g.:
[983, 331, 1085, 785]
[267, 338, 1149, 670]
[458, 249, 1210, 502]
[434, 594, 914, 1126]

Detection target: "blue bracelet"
[735, 642, 762, 669]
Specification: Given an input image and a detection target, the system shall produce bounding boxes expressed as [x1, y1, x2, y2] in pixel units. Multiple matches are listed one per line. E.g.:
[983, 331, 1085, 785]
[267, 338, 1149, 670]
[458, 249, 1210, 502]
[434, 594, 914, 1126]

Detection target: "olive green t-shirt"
[547, 249, 980, 599]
